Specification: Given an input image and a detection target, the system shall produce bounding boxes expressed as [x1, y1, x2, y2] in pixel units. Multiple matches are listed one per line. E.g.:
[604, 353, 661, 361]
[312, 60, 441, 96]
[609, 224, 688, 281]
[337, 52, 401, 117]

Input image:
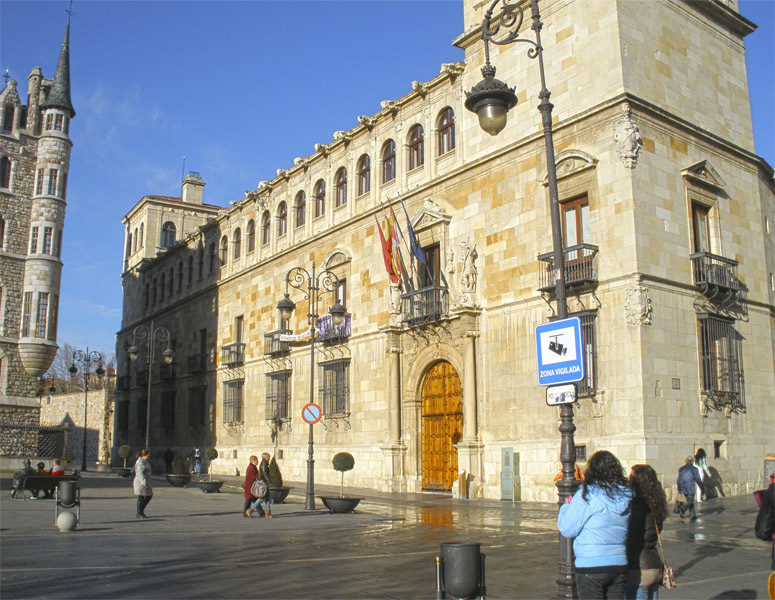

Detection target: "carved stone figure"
[613, 102, 643, 168]
[625, 278, 652, 326]
[459, 242, 478, 306]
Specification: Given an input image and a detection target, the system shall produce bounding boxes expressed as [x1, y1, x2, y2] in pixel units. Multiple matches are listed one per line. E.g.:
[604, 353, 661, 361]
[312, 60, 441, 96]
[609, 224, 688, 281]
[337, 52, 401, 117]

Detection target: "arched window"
[0, 214, 6, 249]
[209, 243, 216, 272]
[246, 220, 255, 253]
[295, 192, 306, 228]
[277, 201, 287, 238]
[220, 236, 228, 265]
[408, 124, 424, 170]
[159, 273, 166, 303]
[177, 261, 183, 291]
[313, 180, 325, 218]
[168, 268, 174, 297]
[2, 106, 14, 132]
[382, 140, 396, 183]
[233, 227, 242, 260]
[197, 249, 204, 279]
[437, 107, 455, 156]
[140, 223, 144, 248]
[144, 283, 150, 309]
[188, 256, 194, 284]
[335, 168, 347, 208]
[261, 211, 271, 246]
[357, 154, 370, 196]
[161, 222, 176, 248]
[152, 277, 158, 304]
[0, 156, 10, 188]
[133, 228, 138, 254]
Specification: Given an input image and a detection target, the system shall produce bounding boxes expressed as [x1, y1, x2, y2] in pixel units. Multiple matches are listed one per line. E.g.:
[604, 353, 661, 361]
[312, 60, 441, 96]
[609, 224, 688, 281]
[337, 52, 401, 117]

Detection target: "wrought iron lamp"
[69, 348, 105, 471]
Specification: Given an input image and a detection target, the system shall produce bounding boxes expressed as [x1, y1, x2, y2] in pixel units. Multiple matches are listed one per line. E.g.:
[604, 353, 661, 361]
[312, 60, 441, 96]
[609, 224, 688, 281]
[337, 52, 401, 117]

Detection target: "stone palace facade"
[116, 0, 774, 501]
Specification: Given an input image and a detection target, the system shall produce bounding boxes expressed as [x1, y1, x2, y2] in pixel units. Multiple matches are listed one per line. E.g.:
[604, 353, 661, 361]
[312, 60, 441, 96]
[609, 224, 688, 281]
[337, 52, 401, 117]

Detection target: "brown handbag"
[655, 519, 677, 589]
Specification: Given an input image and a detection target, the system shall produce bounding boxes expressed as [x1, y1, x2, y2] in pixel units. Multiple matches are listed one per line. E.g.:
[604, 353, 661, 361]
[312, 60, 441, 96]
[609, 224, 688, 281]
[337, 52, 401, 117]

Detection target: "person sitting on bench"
[50, 459, 64, 476]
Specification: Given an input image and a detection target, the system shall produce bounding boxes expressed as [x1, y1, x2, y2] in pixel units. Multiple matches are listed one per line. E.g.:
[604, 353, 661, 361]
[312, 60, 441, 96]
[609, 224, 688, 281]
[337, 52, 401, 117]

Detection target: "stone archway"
[421, 360, 462, 491]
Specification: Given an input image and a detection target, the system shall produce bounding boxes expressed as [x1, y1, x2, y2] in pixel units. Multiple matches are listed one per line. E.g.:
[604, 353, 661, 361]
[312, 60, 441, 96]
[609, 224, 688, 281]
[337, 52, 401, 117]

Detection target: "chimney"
[182, 172, 205, 205]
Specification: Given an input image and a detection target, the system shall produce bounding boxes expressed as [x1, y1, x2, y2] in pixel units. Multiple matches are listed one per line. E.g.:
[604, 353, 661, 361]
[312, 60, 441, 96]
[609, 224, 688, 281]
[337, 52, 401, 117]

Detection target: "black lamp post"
[127, 321, 174, 450]
[464, 1, 577, 597]
[277, 263, 345, 510]
[69, 348, 105, 472]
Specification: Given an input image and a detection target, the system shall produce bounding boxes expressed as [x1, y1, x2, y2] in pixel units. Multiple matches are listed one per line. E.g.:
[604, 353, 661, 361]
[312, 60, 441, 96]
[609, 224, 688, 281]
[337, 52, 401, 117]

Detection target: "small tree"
[172, 452, 186, 475]
[332, 452, 355, 498]
[118, 445, 132, 468]
[204, 448, 218, 481]
[268, 455, 283, 487]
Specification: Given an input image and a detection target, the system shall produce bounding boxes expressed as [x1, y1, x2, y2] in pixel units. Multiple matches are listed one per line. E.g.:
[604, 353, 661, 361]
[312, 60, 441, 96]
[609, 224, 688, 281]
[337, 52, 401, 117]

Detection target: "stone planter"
[113, 467, 132, 478]
[165, 473, 192, 487]
[191, 480, 224, 493]
[319, 496, 361, 513]
[269, 486, 291, 504]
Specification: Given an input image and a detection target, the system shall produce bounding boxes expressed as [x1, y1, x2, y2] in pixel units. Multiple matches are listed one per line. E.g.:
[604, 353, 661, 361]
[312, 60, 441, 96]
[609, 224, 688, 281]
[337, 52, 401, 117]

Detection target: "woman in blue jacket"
[558, 450, 633, 599]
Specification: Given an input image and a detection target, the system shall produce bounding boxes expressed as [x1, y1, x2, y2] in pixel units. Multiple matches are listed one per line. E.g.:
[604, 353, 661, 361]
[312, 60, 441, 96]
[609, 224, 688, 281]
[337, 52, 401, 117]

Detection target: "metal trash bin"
[436, 542, 486, 599]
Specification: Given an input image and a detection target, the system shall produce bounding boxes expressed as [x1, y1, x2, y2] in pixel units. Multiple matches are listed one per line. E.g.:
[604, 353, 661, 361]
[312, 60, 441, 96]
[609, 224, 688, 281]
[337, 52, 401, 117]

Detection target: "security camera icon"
[548, 335, 567, 356]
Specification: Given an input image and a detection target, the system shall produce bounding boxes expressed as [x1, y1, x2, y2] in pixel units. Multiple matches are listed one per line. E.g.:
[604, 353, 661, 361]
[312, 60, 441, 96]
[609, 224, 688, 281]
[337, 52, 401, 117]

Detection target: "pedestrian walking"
[676, 456, 704, 521]
[164, 448, 174, 474]
[754, 474, 775, 599]
[248, 452, 272, 519]
[243, 455, 264, 518]
[625, 464, 669, 600]
[693, 448, 711, 503]
[133, 449, 153, 518]
[558, 450, 633, 599]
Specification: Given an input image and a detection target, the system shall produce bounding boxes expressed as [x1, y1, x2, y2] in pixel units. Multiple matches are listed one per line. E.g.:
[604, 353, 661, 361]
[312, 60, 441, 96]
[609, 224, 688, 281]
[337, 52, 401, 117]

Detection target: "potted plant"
[268, 455, 291, 504]
[320, 452, 361, 513]
[166, 451, 191, 487]
[113, 445, 132, 478]
[191, 448, 224, 493]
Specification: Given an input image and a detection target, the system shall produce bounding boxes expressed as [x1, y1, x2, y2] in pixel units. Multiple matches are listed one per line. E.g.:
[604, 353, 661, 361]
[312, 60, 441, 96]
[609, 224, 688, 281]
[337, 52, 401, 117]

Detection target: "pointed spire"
[41, 18, 75, 117]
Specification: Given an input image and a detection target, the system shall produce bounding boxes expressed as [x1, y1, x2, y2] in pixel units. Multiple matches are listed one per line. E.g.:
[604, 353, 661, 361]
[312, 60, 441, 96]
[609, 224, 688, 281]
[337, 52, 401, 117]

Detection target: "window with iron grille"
[697, 314, 744, 401]
[318, 360, 350, 415]
[160, 391, 176, 429]
[223, 380, 244, 424]
[266, 371, 291, 421]
[560, 311, 597, 397]
[188, 386, 207, 426]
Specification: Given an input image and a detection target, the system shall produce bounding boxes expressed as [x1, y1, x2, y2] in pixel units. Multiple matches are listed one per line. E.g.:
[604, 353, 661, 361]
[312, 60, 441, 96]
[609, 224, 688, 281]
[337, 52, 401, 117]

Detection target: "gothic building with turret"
[116, 0, 773, 501]
[0, 20, 74, 430]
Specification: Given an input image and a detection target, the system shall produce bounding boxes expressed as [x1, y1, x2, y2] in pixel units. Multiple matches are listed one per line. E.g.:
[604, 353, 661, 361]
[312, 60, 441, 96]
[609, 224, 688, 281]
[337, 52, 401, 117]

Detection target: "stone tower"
[0, 19, 74, 415]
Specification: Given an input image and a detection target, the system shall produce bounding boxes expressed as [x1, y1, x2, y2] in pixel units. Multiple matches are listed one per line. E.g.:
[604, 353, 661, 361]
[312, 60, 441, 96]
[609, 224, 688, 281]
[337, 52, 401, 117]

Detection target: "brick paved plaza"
[0, 471, 771, 599]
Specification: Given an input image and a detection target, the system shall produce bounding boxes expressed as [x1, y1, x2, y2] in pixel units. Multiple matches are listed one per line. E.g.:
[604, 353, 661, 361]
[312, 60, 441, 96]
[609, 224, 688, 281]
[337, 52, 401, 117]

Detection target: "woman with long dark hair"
[626, 465, 668, 599]
[558, 450, 633, 599]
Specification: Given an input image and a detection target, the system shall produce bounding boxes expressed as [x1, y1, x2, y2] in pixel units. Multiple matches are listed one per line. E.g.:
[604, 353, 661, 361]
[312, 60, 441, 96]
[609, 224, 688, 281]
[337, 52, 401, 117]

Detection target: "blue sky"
[1, 0, 773, 358]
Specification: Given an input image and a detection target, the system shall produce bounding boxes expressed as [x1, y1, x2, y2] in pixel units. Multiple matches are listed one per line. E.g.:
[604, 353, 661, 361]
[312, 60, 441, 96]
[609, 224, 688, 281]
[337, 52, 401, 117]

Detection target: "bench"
[10, 473, 80, 500]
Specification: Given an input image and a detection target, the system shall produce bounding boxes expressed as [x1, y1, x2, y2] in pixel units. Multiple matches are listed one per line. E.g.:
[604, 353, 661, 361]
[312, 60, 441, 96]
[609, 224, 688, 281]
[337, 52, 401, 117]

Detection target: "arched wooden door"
[421, 361, 463, 491]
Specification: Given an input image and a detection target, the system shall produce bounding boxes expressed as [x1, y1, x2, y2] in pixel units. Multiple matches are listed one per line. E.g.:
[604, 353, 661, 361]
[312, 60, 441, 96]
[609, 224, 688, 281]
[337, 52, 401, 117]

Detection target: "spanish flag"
[375, 215, 399, 284]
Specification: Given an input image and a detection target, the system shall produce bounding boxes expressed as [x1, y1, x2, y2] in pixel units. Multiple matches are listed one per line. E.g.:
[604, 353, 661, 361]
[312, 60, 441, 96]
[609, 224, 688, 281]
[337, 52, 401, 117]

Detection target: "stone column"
[388, 345, 401, 443]
[380, 325, 406, 491]
[462, 330, 478, 442]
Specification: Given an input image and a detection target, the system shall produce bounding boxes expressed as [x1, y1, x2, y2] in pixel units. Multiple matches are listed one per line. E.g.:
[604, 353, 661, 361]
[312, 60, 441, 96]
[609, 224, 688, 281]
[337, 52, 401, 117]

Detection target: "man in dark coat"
[677, 456, 705, 521]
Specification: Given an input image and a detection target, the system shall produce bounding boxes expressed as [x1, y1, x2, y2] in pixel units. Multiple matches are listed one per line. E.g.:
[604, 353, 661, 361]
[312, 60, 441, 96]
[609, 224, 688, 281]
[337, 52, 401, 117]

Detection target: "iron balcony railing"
[263, 329, 292, 356]
[187, 353, 208, 373]
[317, 313, 352, 343]
[689, 252, 743, 294]
[221, 343, 245, 366]
[401, 286, 449, 327]
[538, 243, 599, 293]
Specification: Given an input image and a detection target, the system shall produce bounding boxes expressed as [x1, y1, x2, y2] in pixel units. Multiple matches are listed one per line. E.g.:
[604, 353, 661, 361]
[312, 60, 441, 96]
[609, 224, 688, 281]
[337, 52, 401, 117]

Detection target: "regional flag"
[375, 215, 399, 284]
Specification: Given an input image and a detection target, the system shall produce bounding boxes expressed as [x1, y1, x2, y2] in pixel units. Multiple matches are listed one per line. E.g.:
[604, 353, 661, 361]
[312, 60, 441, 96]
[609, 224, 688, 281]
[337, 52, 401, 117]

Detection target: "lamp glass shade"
[96, 366, 105, 378]
[162, 348, 174, 364]
[329, 302, 346, 326]
[277, 294, 296, 321]
[68, 364, 77, 375]
[127, 346, 139, 361]
[477, 103, 508, 136]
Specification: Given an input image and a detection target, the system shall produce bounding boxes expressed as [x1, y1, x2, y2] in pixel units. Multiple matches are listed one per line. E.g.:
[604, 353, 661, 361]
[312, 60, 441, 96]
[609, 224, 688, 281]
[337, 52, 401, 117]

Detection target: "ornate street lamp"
[37, 373, 56, 402]
[465, 1, 577, 597]
[127, 321, 174, 450]
[277, 263, 344, 510]
[69, 348, 105, 472]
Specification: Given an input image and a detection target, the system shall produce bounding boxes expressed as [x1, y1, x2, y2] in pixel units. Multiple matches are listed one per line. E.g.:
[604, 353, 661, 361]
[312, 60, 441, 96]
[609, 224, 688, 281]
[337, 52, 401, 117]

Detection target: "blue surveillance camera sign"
[535, 317, 585, 386]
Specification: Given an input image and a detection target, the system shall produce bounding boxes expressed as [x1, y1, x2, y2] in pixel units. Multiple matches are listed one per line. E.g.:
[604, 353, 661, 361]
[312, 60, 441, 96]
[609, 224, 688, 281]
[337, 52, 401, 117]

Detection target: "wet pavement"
[0, 470, 770, 599]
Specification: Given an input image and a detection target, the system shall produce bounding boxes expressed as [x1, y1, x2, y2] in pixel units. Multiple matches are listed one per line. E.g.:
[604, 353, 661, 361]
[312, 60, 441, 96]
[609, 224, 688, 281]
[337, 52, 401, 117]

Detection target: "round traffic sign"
[301, 402, 322, 425]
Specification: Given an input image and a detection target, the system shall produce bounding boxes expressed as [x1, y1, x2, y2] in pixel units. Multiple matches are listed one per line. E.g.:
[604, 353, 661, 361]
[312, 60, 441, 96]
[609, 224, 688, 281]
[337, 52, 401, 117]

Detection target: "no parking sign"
[301, 403, 322, 425]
